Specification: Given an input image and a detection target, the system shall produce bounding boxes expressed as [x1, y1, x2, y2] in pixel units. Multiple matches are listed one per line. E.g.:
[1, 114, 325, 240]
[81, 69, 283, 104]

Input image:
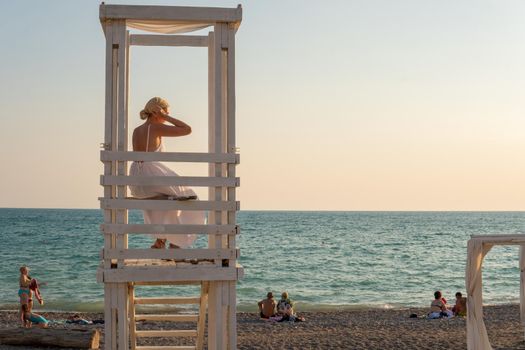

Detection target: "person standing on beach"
[258, 292, 277, 319]
[129, 97, 205, 249]
[19, 266, 31, 305]
[18, 266, 43, 327]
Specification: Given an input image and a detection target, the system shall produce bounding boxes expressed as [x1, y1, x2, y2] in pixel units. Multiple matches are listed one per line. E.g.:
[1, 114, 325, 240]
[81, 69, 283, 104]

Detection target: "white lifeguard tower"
[97, 4, 242, 350]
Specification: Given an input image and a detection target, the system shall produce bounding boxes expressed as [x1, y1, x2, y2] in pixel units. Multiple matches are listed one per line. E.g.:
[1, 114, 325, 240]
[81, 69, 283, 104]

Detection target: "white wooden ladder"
[129, 282, 209, 350]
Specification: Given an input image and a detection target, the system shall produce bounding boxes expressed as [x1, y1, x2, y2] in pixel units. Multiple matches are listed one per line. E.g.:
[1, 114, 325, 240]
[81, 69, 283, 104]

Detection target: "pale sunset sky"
[1, 0, 524, 210]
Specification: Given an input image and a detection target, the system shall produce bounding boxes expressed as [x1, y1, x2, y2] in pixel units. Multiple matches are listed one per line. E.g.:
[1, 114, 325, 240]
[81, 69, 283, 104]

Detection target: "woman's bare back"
[132, 123, 161, 152]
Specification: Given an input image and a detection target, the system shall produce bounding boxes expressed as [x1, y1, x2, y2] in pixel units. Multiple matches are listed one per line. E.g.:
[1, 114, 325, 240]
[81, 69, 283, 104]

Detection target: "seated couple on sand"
[428, 291, 467, 319]
[258, 292, 305, 322]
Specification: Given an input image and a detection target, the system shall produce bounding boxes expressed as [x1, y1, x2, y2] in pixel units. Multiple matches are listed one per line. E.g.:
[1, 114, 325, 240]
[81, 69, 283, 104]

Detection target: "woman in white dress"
[129, 97, 205, 249]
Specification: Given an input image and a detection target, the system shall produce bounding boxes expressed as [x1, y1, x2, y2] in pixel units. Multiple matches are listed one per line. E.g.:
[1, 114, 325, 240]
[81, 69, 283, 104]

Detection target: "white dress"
[129, 126, 205, 248]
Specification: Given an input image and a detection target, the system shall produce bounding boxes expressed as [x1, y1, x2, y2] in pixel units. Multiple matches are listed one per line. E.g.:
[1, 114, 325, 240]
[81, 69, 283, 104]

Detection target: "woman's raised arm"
[154, 112, 192, 137]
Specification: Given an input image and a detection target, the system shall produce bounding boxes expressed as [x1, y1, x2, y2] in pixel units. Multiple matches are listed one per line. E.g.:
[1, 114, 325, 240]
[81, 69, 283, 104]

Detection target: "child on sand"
[29, 278, 44, 306]
[21, 304, 48, 328]
[452, 292, 467, 317]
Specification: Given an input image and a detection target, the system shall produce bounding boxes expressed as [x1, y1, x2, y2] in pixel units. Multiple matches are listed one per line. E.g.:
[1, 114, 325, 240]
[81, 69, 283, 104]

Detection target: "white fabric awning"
[126, 20, 211, 34]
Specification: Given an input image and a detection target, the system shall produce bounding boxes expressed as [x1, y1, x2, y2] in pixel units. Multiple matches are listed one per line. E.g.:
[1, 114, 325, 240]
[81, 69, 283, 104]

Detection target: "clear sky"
[1, 0, 524, 211]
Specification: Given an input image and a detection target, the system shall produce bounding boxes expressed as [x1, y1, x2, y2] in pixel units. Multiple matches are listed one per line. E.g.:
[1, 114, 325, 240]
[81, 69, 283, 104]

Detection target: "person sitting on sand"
[452, 292, 467, 317]
[66, 314, 92, 325]
[428, 291, 453, 319]
[271, 292, 305, 322]
[22, 304, 48, 328]
[277, 292, 294, 315]
[258, 292, 277, 319]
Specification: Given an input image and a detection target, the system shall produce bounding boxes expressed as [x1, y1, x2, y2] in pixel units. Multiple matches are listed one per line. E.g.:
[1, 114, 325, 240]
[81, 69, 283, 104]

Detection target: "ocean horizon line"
[1, 207, 524, 213]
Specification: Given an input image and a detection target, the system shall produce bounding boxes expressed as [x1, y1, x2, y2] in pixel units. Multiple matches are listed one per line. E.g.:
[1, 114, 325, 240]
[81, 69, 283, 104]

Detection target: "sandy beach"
[1, 304, 525, 349]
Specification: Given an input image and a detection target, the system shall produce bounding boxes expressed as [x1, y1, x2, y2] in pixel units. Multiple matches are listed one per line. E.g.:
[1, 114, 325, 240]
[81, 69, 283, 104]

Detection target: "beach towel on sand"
[428, 310, 453, 319]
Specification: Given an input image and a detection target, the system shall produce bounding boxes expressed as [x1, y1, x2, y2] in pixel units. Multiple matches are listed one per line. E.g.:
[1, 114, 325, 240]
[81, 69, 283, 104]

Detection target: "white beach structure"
[97, 4, 242, 350]
[466, 235, 525, 350]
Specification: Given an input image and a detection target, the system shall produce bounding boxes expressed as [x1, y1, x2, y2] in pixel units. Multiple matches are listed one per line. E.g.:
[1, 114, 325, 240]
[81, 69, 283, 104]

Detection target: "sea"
[1, 209, 524, 313]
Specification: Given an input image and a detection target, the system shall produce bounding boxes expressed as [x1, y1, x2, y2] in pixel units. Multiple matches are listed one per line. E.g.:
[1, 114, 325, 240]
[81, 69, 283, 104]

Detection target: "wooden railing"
[98, 150, 241, 284]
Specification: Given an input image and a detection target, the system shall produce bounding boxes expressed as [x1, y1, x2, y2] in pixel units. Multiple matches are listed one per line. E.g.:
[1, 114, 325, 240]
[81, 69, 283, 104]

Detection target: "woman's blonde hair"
[140, 97, 170, 120]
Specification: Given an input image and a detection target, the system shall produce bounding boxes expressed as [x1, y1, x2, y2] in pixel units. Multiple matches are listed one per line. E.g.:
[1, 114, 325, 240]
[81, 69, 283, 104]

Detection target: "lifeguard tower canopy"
[99, 3, 242, 34]
[98, 4, 242, 350]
